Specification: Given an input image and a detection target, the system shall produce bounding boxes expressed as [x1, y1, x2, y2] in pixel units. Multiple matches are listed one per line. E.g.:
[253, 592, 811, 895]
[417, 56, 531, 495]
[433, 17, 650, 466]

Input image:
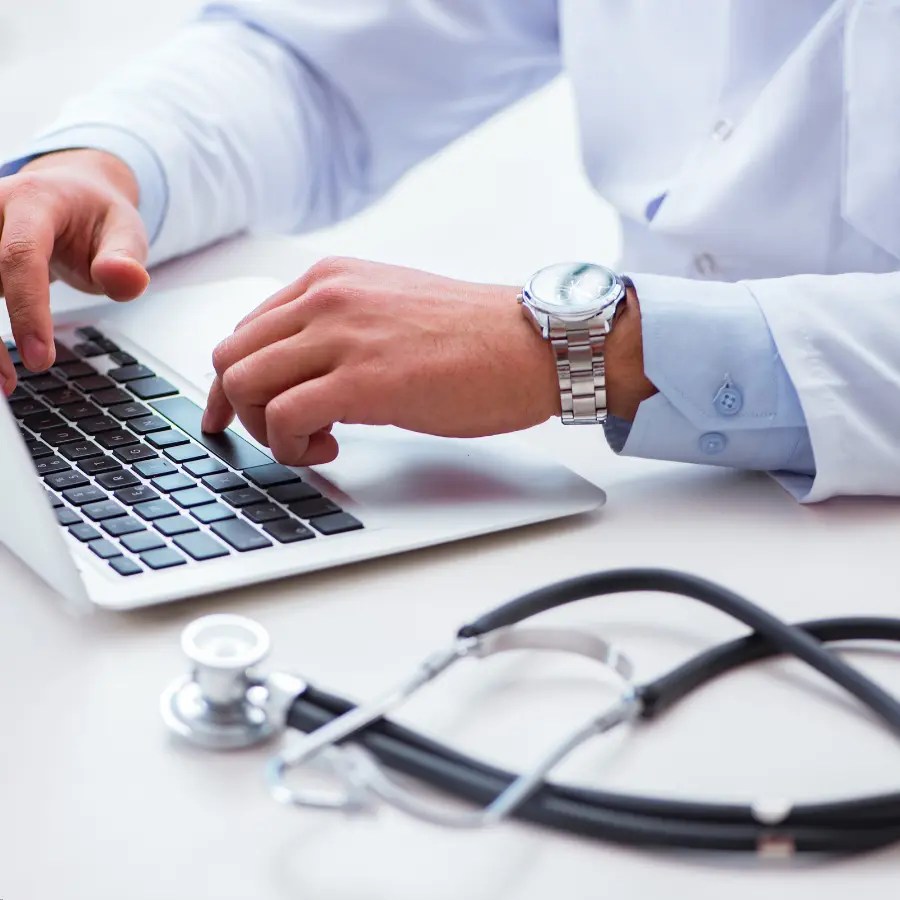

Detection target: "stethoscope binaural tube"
[282, 570, 900, 854]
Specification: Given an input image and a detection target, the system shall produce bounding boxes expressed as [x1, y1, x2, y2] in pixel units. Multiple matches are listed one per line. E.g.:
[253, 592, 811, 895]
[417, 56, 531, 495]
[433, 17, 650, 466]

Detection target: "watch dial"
[527, 262, 617, 316]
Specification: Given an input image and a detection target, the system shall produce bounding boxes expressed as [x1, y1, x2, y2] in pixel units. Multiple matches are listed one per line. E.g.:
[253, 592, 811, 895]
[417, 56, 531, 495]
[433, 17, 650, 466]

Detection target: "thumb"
[90, 203, 150, 302]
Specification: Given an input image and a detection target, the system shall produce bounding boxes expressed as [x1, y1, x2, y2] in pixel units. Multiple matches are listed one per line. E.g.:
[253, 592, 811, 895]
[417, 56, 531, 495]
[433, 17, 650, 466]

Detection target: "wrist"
[21, 149, 140, 208]
[604, 285, 657, 421]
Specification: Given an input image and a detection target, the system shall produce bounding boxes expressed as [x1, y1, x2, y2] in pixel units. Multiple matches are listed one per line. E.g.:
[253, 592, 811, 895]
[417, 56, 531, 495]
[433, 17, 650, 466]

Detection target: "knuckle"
[308, 255, 350, 282]
[0, 237, 40, 272]
[211, 341, 231, 377]
[265, 395, 293, 433]
[10, 172, 45, 200]
[220, 362, 251, 404]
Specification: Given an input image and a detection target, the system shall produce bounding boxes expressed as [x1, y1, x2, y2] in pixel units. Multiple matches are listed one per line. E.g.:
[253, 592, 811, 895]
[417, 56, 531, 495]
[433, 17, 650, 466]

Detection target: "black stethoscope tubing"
[287, 570, 900, 853]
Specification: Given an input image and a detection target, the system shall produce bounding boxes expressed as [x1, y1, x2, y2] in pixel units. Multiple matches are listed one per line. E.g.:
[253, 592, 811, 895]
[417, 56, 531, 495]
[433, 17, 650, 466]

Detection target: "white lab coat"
[5, 0, 900, 501]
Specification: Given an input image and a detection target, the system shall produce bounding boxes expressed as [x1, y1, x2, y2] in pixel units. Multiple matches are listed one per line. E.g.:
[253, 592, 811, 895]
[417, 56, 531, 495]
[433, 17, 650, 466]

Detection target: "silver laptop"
[0, 277, 605, 611]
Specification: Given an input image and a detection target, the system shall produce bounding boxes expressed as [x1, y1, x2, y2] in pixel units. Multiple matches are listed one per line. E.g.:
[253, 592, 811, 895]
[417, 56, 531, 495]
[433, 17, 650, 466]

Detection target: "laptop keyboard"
[5, 327, 363, 577]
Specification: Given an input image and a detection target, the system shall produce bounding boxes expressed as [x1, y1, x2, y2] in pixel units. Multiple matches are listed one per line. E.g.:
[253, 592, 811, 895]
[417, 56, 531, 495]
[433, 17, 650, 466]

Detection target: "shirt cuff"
[614, 272, 816, 483]
[0, 124, 169, 247]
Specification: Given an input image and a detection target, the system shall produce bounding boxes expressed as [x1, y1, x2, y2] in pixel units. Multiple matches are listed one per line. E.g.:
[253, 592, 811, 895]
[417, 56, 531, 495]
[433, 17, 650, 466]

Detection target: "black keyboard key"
[134, 499, 178, 521]
[309, 512, 363, 535]
[60, 440, 104, 462]
[122, 531, 165, 553]
[62, 485, 107, 506]
[9, 398, 46, 417]
[53, 342, 78, 364]
[14, 363, 39, 381]
[114, 444, 157, 464]
[75, 325, 104, 341]
[90, 539, 122, 559]
[95, 337, 120, 354]
[243, 463, 302, 488]
[56, 361, 97, 379]
[82, 500, 127, 522]
[98, 430, 139, 450]
[46, 469, 90, 491]
[134, 458, 176, 478]
[109, 351, 138, 366]
[127, 415, 170, 435]
[129, 377, 178, 400]
[174, 532, 229, 561]
[264, 518, 315, 543]
[42, 426, 83, 446]
[97, 469, 140, 491]
[79, 416, 119, 435]
[222, 487, 265, 508]
[35, 456, 70, 476]
[184, 458, 227, 478]
[268, 481, 321, 504]
[44, 387, 85, 407]
[69, 523, 101, 542]
[151, 397, 273, 471]
[74, 375, 115, 393]
[109, 364, 154, 382]
[243, 503, 288, 524]
[110, 402, 152, 421]
[26, 439, 53, 459]
[28, 374, 66, 394]
[155, 515, 199, 537]
[23, 410, 64, 432]
[170, 486, 215, 509]
[73, 341, 105, 357]
[78, 456, 122, 475]
[164, 444, 207, 463]
[140, 548, 186, 570]
[59, 401, 102, 422]
[210, 519, 272, 552]
[103, 516, 146, 537]
[7, 384, 29, 402]
[147, 429, 188, 449]
[55, 507, 81, 526]
[202, 471, 247, 493]
[191, 502, 235, 524]
[93, 387, 134, 407]
[109, 557, 142, 576]
[288, 497, 341, 519]
[115, 484, 160, 506]
[45, 489, 63, 508]
[154, 473, 194, 493]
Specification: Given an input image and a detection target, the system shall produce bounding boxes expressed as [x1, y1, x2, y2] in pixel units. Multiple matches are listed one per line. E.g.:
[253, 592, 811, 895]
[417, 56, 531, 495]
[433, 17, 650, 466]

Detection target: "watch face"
[524, 262, 619, 318]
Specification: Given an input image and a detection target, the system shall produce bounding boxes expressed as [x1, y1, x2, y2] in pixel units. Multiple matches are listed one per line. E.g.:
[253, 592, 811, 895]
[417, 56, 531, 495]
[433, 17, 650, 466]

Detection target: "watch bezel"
[521, 262, 625, 323]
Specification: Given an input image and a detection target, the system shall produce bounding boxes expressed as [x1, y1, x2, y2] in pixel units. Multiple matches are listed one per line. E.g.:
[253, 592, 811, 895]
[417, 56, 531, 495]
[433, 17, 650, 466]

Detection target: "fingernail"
[22, 336, 48, 370]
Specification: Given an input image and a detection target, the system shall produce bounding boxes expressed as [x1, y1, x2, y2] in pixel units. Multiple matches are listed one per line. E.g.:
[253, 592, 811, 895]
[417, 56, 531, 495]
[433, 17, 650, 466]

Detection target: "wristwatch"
[519, 262, 630, 424]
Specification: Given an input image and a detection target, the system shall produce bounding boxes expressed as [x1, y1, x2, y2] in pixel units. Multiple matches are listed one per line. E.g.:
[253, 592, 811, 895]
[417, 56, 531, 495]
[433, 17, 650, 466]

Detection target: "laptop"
[0, 276, 606, 611]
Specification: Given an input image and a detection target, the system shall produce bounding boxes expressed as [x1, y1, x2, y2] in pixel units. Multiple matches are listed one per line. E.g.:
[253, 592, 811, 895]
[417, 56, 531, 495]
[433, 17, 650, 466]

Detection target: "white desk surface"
[3, 9, 900, 898]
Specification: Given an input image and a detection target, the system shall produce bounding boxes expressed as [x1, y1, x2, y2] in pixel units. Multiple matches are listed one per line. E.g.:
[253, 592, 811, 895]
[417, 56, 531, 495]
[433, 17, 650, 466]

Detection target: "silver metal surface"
[519, 262, 627, 425]
[267, 625, 639, 829]
[162, 615, 306, 750]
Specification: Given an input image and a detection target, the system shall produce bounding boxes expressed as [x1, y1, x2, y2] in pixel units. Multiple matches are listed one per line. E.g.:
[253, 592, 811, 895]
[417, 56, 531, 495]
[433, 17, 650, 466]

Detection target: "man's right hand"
[0, 149, 150, 392]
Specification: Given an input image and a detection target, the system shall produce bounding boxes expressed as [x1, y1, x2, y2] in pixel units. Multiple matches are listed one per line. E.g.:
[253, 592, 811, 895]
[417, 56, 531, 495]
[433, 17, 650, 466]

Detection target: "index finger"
[0, 201, 56, 370]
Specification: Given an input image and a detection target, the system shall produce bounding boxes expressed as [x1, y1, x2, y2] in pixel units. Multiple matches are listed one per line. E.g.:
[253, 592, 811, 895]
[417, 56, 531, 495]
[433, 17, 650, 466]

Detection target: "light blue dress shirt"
[0, 1, 820, 490]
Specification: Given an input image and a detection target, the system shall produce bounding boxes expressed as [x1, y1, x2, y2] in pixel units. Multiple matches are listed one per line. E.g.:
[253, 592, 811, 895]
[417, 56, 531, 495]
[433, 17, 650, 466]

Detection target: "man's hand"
[203, 257, 563, 466]
[0, 149, 150, 390]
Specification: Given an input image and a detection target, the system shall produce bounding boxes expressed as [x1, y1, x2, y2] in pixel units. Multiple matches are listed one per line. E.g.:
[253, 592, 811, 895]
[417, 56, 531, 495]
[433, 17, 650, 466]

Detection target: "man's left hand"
[202, 257, 562, 465]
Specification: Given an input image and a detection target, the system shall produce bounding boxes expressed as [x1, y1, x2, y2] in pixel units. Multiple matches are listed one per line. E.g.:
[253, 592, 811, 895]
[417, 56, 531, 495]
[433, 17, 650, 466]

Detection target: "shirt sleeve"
[611, 272, 816, 500]
[0, 1, 561, 267]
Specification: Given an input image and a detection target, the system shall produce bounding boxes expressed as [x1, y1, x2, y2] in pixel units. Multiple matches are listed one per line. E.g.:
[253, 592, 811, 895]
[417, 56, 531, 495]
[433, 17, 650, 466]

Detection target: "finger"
[0, 202, 56, 370]
[0, 343, 16, 395]
[265, 376, 346, 466]
[298, 429, 340, 466]
[201, 376, 236, 433]
[89, 204, 150, 301]
[218, 337, 334, 446]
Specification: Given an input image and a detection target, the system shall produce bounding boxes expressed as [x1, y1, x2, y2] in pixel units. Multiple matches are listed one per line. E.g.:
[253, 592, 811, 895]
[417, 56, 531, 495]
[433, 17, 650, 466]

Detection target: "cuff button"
[699, 432, 727, 455]
[713, 382, 743, 416]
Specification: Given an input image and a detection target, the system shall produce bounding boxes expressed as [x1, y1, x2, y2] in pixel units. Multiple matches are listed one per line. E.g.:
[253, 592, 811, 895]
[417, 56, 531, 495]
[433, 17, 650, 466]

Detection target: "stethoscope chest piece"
[161, 614, 304, 750]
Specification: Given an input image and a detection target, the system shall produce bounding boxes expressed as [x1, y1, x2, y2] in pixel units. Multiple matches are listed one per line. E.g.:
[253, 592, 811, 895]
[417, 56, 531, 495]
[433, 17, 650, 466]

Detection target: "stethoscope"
[162, 568, 900, 856]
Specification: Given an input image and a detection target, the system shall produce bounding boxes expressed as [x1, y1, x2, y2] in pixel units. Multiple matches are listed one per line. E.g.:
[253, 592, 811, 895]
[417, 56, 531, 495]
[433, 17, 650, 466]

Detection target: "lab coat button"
[712, 118, 734, 141]
[699, 432, 727, 455]
[713, 383, 743, 416]
[694, 253, 717, 276]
